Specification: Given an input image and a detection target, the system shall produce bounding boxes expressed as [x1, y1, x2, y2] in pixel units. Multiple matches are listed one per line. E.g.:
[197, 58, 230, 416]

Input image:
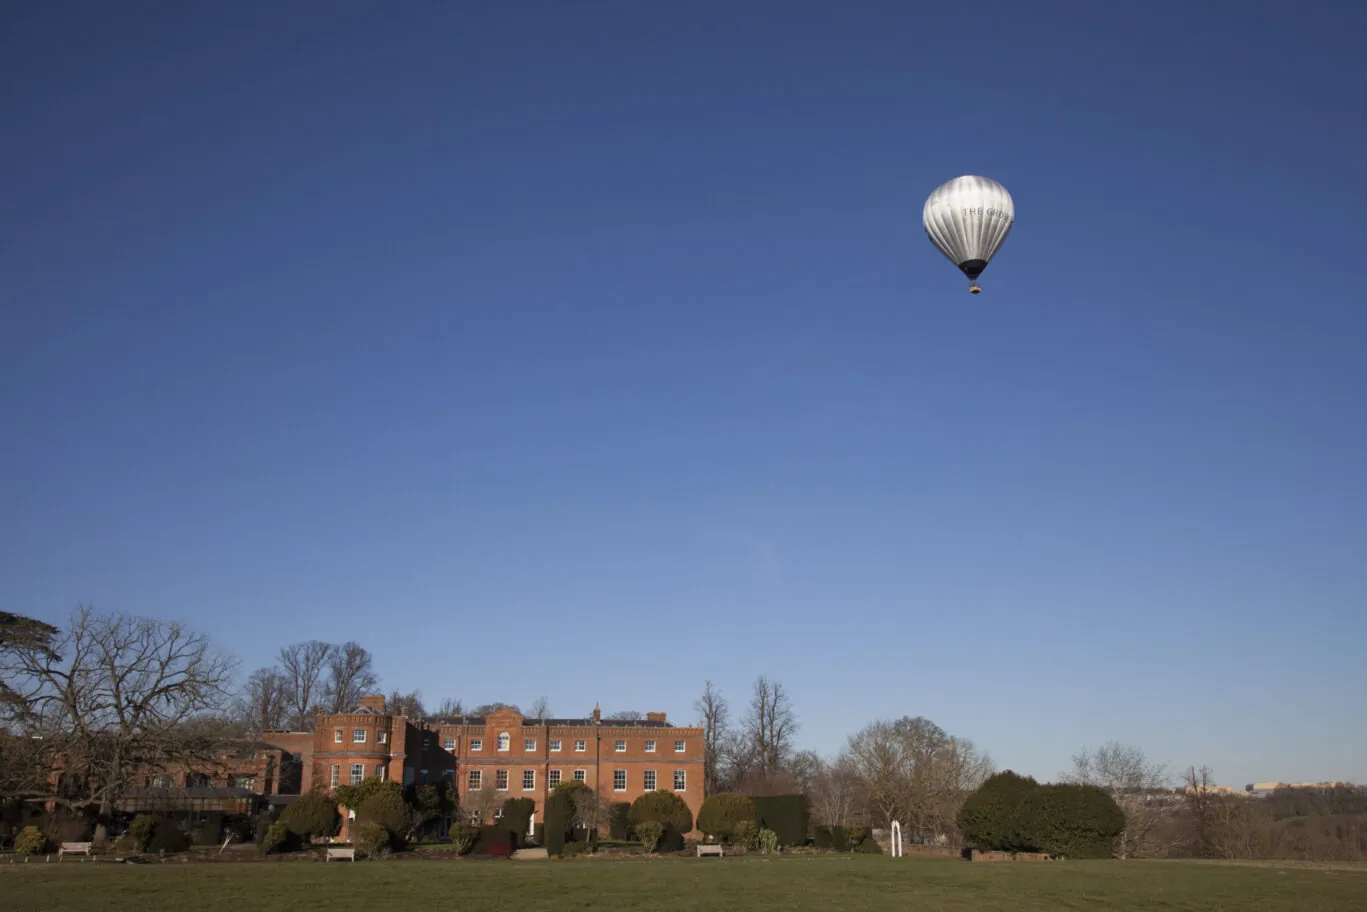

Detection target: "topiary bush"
[472, 825, 514, 858]
[754, 795, 809, 847]
[354, 822, 390, 859]
[957, 770, 1041, 851]
[14, 825, 47, 856]
[193, 813, 224, 845]
[853, 833, 884, 853]
[544, 791, 573, 857]
[501, 798, 535, 845]
[698, 792, 756, 844]
[608, 802, 632, 840]
[357, 788, 410, 850]
[128, 814, 157, 852]
[629, 791, 693, 836]
[261, 820, 294, 854]
[1015, 783, 1125, 858]
[280, 792, 341, 841]
[146, 816, 190, 854]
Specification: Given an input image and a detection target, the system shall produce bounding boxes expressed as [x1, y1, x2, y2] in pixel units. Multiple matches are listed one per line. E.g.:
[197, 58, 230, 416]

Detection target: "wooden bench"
[326, 847, 356, 862]
[696, 844, 724, 857]
[59, 842, 93, 859]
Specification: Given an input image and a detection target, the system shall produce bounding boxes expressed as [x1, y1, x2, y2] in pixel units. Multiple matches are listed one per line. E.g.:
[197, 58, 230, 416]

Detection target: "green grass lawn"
[3, 854, 1364, 912]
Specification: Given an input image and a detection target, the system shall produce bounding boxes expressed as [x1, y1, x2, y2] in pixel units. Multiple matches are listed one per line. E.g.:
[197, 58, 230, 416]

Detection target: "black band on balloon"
[957, 259, 988, 280]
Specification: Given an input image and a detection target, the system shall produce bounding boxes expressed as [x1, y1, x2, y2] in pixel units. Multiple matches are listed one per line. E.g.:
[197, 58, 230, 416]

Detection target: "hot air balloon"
[922, 175, 1015, 294]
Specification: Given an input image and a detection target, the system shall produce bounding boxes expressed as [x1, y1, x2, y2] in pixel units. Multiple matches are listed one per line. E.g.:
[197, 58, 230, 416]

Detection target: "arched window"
[497, 731, 510, 752]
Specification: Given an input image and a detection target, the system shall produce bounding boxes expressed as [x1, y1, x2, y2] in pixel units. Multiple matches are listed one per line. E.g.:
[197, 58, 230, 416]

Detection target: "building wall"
[308, 710, 408, 794]
[258, 731, 315, 794]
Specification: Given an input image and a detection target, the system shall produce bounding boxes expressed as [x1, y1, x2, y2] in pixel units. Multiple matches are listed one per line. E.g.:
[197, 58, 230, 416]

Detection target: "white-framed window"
[378, 730, 387, 744]
[444, 770, 455, 784]
[613, 769, 626, 791]
[497, 732, 511, 752]
[353, 729, 367, 743]
[151, 774, 173, 789]
[470, 738, 483, 751]
[351, 763, 365, 785]
[645, 740, 656, 752]
[614, 740, 626, 752]
[550, 739, 562, 752]
[574, 739, 586, 752]
[522, 770, 536, 791]
[334, 729, 343, 743]
[330, 764, 340, 788]
[228, 774, 256, 790]
[494, 808, 503, 820]
[674, 740, 685, 752]
[524, 738, 536, 752]
[468, 770, 482, 789]
[674, 769, 686, 791]
[548, 770, 561, 789]
[377, 764, 386, 780]
[573, 769, 586, 783]
[643, 770, 656, 791]
[444, 738, 456, 751]
[496, 770, 509, 791]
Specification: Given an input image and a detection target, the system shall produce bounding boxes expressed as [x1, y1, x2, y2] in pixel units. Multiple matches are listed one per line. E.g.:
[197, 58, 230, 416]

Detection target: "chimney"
[359, 694, 386, 713]
[646, 712, 666, 723]
[592, 704, 601, 724]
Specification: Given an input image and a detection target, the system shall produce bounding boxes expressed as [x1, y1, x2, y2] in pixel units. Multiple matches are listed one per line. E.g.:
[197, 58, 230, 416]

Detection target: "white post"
[890, 820, 903, 858]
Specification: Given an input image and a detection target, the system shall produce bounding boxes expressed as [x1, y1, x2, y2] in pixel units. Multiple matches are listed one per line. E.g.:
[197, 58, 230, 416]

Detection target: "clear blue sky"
[4, 1, 1364, 789]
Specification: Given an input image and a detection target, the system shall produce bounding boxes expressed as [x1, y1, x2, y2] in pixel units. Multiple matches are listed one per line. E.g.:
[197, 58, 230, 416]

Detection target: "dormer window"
[497, 732, 511, 752]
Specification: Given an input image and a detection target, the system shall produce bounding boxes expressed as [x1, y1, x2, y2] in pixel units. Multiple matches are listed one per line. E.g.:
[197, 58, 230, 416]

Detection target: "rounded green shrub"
[957, 770, 1041, 851]
[261, 820, 294, 854]
[1016, 783, 1125, 858]
[697, 792, 756, 844]
[354, 822, 390, 859]
[758, 828, 779, 855]
[280, 792, 340, 840]
[14, 825, 47, 856]
[128, 814, 157, 852]
[629, 790, 693, 836]
[357, 788, 410, 849]
[636, 820, 665, 854]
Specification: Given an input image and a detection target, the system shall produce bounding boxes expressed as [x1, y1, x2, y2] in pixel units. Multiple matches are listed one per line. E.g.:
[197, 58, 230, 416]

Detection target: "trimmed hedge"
[357, 788, 410, 849]
[629, 791, 694, 836]
[1016, 783, 1125, 858]
[472, 825, 516, 858]
[280, 792, 341, 840]
[608, 802, 632, 840]
[697, 793, 757, 844]
[754, 794, 809, 846]
[501, 798, 535, 845]
[544, 791, 573, 857]
[957, 770, 1040, 851]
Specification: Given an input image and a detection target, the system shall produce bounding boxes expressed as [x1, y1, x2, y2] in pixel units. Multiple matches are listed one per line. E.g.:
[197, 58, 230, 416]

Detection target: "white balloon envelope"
[922, 175, 1015, 294]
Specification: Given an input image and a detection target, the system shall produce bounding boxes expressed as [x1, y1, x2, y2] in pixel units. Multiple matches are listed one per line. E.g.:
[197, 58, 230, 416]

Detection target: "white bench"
[326, 847, 356, 862]
[696, 844, 724, 857]
[59, 842, 93, 859]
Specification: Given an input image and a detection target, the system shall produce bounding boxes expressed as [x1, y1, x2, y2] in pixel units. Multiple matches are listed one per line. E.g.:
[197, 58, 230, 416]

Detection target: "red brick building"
[307, 697, 705, 836]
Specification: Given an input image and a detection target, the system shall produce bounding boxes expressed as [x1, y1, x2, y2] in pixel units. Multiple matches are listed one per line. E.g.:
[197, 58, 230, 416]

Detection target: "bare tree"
[387, 689, 426, 718]
[435, 697, 464, 718]
[604, 709, 644, 721]
[0, 605, 237, 814]
[744, 676, 798, 774]
[471, 702, 520, 715]
[278, 641, 333, 730]
[527, 696, 551, 720]
[809, 755, 866, 827]
[570, 785, 616, 838]
[694, 680, 730, 796]
[844, 716, 991, 845]
[324, 641, 378, 713]
[234, 667, 289, 734]
[465, 784, 503, 824]
[1064, 741, 1172, 858]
